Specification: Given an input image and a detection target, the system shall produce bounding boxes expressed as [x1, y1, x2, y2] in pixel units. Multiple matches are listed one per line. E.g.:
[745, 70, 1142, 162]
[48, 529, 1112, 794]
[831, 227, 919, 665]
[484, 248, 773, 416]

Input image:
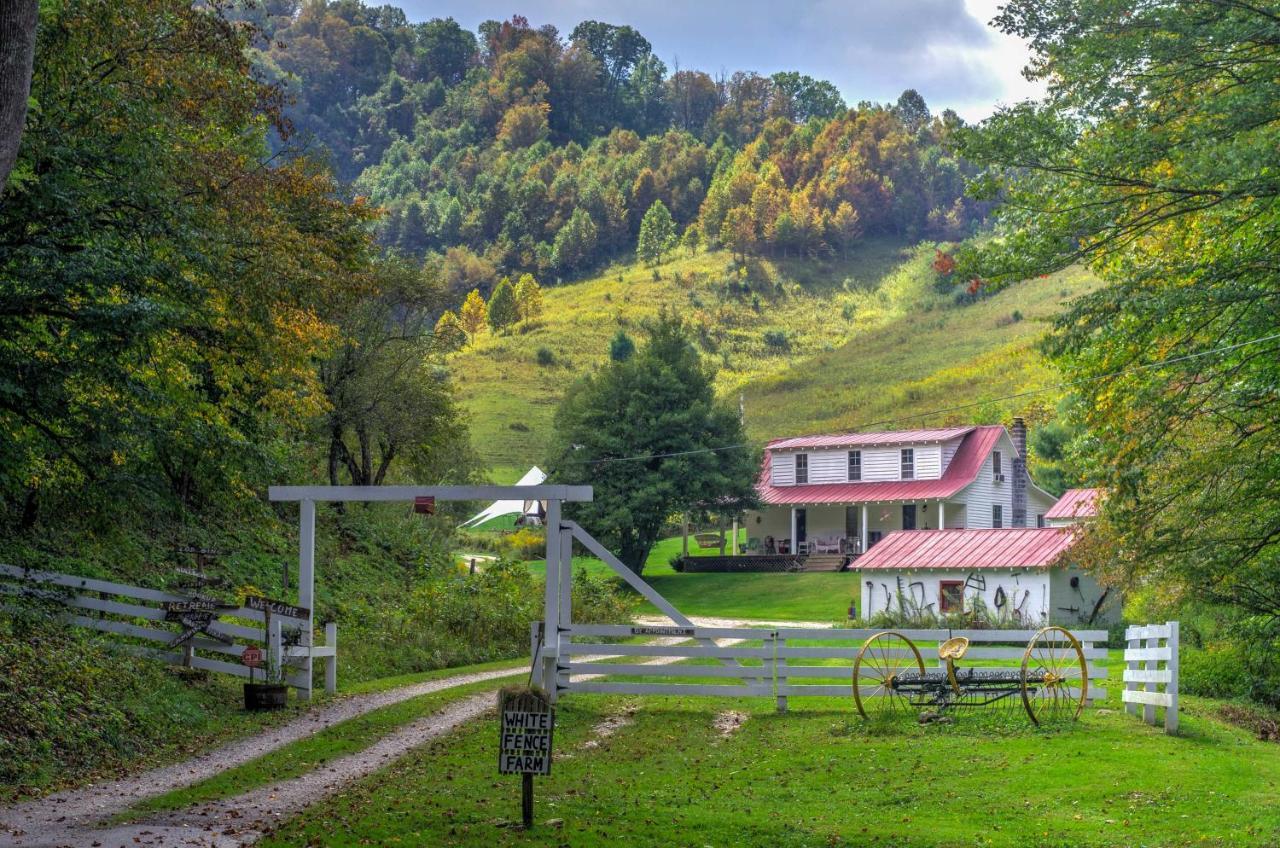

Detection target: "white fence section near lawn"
[0, 564, 333, 694]
[555, 623, 1109, 710]
[1123, 621, 1179, 734]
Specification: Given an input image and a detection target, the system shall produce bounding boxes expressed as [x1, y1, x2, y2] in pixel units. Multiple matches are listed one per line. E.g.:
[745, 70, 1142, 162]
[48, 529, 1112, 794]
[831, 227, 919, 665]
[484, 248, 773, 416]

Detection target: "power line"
[565, 330, 1280, 467]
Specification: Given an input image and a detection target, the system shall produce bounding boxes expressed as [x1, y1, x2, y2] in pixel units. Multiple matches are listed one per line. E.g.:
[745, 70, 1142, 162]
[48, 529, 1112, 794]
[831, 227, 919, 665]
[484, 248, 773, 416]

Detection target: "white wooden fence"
[0, 564, 335, 695]
[555, 623, 1109, 710]
[1123, 621, 1178, 734]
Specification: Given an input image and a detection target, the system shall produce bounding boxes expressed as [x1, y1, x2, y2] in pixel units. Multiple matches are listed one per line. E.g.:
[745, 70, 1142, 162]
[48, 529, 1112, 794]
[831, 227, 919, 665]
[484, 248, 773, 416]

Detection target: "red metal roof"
[856, 528, 1078, 571]
[1044, 488, 1101, 520]
[756, 426, 1003, 505]
[767, 426, 975, 451]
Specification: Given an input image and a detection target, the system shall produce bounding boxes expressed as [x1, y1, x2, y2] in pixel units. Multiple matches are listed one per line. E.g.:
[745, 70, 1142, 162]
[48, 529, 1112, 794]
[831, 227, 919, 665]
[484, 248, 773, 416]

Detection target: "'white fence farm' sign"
[499, 690, 554, 775]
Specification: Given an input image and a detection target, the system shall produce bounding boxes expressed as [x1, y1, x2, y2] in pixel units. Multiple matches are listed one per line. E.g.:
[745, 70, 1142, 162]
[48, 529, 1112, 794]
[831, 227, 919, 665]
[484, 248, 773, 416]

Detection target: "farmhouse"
[743, 419, 1059, 560]
[855, 526, 1115, 625]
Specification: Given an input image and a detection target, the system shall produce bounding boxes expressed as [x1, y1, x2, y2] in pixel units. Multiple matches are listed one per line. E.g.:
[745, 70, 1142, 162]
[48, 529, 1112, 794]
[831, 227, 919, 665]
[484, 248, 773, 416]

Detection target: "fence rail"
[0, 564, 333, 694]
[1123, 621, 1178, 734]
[555, 623, 1108, 709]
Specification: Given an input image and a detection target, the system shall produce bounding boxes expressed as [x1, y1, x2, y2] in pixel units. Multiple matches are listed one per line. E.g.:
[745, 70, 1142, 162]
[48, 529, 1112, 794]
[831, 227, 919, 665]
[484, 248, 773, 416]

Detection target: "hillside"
[450, 243, 1098, 478]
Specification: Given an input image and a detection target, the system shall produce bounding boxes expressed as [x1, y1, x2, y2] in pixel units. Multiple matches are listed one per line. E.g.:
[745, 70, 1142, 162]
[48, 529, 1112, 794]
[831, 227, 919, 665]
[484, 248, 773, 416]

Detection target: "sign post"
[498, 687, 554, 829]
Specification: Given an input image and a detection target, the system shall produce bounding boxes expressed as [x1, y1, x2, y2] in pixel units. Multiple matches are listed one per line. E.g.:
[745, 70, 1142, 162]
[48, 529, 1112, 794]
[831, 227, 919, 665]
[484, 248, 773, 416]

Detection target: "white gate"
[1123, 621, 1179, 733]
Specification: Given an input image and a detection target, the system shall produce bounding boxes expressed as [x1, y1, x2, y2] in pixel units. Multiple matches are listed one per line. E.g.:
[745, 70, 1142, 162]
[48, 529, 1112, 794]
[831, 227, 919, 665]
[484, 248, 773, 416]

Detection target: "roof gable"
[1045, 488, 1102, 520]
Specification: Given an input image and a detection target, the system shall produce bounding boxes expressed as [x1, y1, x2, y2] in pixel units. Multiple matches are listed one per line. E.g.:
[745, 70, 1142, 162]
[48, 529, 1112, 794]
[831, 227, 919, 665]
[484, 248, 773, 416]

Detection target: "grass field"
[521, 533, 858, 622]
[258, 688, 1280, 847]
[450, 241, 1098, 480]
[451, 239, 919, 477]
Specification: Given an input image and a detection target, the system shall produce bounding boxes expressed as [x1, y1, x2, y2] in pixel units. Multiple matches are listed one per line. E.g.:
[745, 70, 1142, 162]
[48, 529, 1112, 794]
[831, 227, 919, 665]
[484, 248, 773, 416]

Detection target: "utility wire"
[564, 330, 1280, 467]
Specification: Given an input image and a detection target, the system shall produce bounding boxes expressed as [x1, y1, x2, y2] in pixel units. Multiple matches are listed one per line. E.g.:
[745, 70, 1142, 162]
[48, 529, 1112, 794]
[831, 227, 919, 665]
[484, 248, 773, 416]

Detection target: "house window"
[939, 581, 965, 613]
[848, 450, 861, 481]
[1036, 514, 1045, 528]
[993, 450, 1002, 477]
[901, 448, 914, 480]
[795, 453, 808, 485]
[992, 504, 1003, 528]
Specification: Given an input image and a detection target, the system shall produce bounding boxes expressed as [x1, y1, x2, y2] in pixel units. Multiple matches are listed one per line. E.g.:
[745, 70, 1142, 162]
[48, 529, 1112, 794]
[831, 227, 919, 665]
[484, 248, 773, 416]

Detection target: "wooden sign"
[414, 495, 436, 515]
[498, 688, 554, 829]
[162, 599, 219, 616]
[246, 594, 309, 620]
[499, 690, 554, 775]
[241, 645, 263, 668]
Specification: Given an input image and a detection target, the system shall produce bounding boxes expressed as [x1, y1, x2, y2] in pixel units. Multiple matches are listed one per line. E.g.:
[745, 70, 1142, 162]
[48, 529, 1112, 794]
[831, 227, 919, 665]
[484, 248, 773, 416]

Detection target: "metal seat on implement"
[938, 636, 970, 661]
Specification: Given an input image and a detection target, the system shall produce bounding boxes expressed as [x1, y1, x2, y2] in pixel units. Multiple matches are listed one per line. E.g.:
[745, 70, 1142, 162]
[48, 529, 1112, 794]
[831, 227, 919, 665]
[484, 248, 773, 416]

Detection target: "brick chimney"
[1011, 417, 1028, 527]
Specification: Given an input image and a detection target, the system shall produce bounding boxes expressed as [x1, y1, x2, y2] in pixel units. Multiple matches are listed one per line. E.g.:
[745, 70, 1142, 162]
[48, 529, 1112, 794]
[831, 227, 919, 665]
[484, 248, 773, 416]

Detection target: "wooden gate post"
[297, 498, 316, 700]
[775, 636, 788, 713]
[541, 499, 561, 702]
[1165, 620, 1179, 734]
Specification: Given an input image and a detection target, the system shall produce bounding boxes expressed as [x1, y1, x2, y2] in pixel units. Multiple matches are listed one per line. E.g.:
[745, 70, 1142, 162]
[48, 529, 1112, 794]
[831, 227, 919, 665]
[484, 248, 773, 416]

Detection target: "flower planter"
[243, 682, 288, 711]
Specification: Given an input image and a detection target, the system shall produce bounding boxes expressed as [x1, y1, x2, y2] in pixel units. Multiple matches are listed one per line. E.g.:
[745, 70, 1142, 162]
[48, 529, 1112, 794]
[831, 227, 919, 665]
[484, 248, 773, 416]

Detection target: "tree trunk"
[0, 0, 38, 192]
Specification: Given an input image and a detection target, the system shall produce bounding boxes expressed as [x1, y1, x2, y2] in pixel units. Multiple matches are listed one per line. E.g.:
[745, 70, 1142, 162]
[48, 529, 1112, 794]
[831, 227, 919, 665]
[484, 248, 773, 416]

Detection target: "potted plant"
[242, 647, 288, 711]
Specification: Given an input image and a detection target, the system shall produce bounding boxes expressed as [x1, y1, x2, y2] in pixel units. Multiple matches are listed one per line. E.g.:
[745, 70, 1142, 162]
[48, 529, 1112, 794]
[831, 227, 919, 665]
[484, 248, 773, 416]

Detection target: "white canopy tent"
[459, 466, 547, 528]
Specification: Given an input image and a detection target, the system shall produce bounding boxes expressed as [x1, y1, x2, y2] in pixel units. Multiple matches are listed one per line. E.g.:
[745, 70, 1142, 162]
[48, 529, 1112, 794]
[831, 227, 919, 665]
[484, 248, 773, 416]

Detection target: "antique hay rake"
[852, 626, 1089, 725]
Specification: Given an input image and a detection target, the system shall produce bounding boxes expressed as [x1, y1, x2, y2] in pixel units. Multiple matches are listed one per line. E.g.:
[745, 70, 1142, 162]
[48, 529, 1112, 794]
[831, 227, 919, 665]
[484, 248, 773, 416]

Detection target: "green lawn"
[523, 533, 856, 622]
[259, 690, 1280, 847]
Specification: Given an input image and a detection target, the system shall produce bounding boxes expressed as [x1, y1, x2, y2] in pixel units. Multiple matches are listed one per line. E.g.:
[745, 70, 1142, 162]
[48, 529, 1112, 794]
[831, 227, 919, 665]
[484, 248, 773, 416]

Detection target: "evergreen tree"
[609, 329, 635, 361]
[459, 289, 488, 337]
[487, 277, 519, 332]
[637, 200, 676, 264]
[548, 312, 757, 573]
[513, 273, 544, 321]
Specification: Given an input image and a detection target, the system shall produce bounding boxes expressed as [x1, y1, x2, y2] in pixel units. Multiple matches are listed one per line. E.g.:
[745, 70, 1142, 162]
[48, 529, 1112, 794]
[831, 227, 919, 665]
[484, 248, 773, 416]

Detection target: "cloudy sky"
[394, 0, 1043, 122]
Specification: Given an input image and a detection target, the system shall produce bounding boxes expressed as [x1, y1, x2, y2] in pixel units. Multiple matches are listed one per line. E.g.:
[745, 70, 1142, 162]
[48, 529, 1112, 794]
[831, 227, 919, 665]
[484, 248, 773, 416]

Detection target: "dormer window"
[900, 448, 914, 480]
[848, 450, 861, 481]
[795, 453, 808, 484]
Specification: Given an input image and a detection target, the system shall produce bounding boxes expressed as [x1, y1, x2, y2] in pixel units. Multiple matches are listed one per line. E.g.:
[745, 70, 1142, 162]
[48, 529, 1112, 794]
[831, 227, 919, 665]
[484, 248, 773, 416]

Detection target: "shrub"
[535, 347, 556, 366]
[762, 329, 790, 351]
[1181, 644, 1251, 700]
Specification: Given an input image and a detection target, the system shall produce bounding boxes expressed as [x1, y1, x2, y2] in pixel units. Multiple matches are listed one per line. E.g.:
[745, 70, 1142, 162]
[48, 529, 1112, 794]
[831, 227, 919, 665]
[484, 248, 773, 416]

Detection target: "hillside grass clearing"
[257, 688, 1280, 848]
[452, 240, 913, 473]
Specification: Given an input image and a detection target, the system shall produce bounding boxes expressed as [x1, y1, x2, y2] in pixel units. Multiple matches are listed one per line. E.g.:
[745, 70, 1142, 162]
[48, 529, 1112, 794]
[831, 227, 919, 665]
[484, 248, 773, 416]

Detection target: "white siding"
[1029, 486, 1058, 528]
[808, 451, 847, 484]
[860, 568, 1051, 624]
[913, 445, 942, 479]
[940, 438, 962, 474]
[954, 432, 1016, 528]
[770, 452, 795, 485]
[769, 442, 947, 486]
[1049, 566, 1120, 625]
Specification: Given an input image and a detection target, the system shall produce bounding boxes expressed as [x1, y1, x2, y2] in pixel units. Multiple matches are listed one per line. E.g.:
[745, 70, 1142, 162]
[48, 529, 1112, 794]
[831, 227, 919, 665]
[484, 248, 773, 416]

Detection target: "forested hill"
[240, 2, 983, 290]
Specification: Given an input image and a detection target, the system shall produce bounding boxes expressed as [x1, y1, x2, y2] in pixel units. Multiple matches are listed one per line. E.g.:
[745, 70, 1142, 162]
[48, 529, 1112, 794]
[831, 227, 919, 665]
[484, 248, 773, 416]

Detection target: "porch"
[744, 499, 963, 556]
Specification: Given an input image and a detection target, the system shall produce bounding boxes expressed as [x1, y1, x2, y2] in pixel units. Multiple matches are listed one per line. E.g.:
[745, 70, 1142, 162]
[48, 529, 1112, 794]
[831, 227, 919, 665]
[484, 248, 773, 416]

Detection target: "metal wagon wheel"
[1020, 626, 1089, 726]
[853, 631, 924, 719]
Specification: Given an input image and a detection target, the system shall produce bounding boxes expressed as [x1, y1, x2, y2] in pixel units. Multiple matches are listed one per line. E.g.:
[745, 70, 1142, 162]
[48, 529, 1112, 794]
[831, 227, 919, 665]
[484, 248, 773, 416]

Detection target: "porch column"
[790, 508, 798, 555]
[938, 500, 946, 530]
[731, 518, 739, 555]
[860, 504, 868, 553]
